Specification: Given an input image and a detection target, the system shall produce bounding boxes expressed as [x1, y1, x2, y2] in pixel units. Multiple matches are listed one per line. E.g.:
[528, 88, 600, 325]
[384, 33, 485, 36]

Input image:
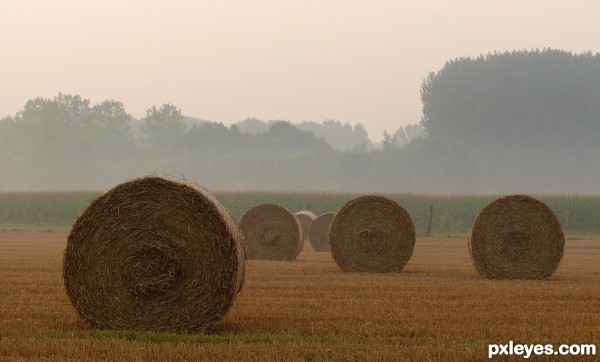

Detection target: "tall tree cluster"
[420, 49, 600, 192]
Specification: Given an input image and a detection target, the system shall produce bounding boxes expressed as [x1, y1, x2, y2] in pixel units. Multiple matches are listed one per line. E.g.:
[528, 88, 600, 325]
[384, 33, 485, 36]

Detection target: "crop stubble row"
[1, 232, 599, 361]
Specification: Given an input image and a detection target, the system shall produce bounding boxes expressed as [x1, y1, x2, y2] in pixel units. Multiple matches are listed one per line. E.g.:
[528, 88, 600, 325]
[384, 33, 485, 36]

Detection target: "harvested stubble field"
[0, 232, 599, 361]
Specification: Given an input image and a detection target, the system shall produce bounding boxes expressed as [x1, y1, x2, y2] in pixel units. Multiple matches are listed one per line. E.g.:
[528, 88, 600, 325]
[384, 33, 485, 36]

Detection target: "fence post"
[426, 204, 433, 237]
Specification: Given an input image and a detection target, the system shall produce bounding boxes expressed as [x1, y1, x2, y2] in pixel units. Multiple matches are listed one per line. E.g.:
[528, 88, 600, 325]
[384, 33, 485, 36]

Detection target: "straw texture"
[63, 175, 245, 332]
[240, 203, 303, 260]
[294, 210, 316, 243]
[469, 194, 564, 279]
[329, 195, 415, 272]
[308, 212, 336, 252]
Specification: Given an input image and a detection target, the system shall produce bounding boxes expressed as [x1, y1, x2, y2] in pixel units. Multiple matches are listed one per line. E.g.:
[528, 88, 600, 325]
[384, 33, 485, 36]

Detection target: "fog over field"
[1, 50, 599, 194]
[1, 2, 600, 193]
[2, 5, 600, 361]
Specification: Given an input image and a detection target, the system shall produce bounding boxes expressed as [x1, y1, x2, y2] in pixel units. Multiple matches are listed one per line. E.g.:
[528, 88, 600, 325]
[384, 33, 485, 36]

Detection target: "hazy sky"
[2, 1, 600, 140]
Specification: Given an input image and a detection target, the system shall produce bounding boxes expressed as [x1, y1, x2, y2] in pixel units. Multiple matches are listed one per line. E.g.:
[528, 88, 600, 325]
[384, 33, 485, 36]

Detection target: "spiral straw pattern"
[240, 203, 303, 260]
[469, 194, 564, 279]
[329, 195, 415, 272]
[63, 175, 245, 332]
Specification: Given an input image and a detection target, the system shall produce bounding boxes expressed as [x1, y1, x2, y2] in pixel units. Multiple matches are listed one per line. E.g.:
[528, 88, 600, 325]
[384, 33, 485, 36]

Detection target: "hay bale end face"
[63, 175, 245, 333]
[308, 212, 336, 252]
[294, 210, 316, 242]
[240, 203, 303, 261]
[329, 195, 415, 272]
[469, 194, 564, 280]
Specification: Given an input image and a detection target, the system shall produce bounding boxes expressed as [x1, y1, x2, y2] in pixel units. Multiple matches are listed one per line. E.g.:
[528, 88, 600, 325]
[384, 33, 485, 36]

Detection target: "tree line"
[1, 48, 599, 193]
[0, 94, 425, 192]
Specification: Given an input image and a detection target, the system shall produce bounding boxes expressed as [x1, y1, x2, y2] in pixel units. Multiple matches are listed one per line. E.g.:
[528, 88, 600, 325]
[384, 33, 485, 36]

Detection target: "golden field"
[0, 232, 599, 361]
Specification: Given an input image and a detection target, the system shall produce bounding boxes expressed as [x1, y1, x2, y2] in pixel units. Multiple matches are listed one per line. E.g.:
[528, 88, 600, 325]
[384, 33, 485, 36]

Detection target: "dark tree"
[140, 104, 187, 148]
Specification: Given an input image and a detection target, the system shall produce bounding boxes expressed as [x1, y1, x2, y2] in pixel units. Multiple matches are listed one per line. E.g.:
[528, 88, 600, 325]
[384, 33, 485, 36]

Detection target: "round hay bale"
[240, 203, 303, 260]
[63, 175, 245, 333]
[329, 195, 415, 272]
[308, 212, 336, 252]
[469, 194, 564, 280]
[294, 210, 316, 241]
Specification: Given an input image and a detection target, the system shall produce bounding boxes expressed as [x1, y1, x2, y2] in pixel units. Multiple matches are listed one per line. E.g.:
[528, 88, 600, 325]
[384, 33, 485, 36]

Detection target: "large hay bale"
[240, 203, 303, 260]
[329, 195, 415, 272]
[308, 212, 336, 252]
[294, 210, 316, 242]
[469, 194, 564, 279]
[63, 175, 245, 333]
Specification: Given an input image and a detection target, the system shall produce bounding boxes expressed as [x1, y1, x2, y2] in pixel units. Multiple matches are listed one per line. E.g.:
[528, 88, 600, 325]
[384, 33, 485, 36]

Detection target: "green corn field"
[1, 191, 599, 237]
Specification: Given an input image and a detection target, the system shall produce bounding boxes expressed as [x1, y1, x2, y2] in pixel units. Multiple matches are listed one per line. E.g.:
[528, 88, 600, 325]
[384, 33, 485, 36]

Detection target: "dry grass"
[1, 232, 599, 361]
[240, 204, 302, 261]
[308, 212, 335, 252]
[63, 175, 245, 333]
[329, 195, 415, 272]
[469, 195, 565, 279]
[294, 211, 316, 243]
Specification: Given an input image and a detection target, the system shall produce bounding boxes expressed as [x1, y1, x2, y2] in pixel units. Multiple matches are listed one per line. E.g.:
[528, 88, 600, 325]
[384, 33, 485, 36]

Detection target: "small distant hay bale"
[240, 204, 303, 260]
[329, 195, 415, 272]
[294, 210, 316, 241]
[63, 175, 245, 333]
[469, 194, 564, 280]
[308, 212, 336, 252]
